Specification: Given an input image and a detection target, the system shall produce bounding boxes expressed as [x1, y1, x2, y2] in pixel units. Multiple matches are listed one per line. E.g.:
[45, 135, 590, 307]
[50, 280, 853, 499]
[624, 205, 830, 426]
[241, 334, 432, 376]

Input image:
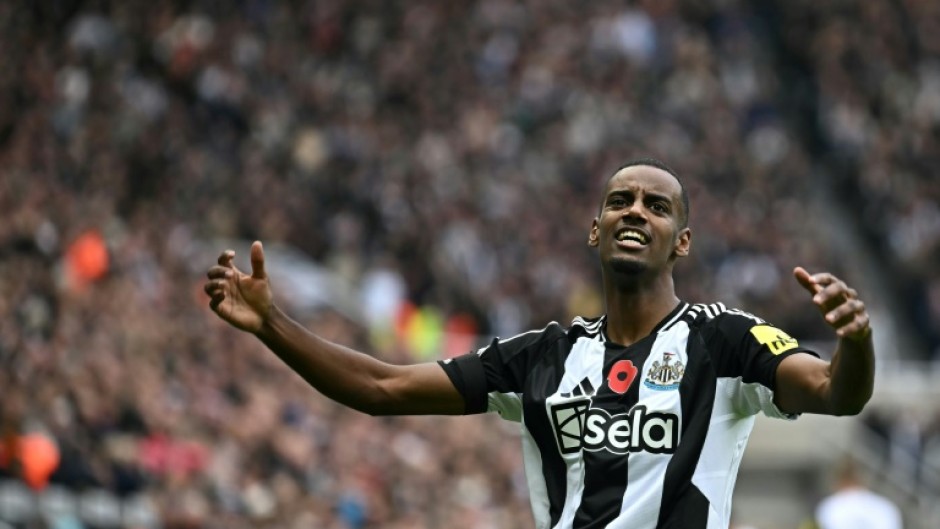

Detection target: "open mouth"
[615, 228, 650, 245]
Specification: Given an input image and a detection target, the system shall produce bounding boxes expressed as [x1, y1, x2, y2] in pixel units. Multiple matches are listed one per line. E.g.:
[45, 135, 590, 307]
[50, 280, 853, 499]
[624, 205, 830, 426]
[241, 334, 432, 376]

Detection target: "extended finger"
[250, 241, 266, 280]
[793, 267, 821, 295]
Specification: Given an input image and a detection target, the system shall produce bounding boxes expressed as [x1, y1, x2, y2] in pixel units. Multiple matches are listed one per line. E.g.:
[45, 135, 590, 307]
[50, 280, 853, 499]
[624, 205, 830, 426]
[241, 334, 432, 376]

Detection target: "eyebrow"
[605, 190, 674, 204]
[643, 192, 673, 205]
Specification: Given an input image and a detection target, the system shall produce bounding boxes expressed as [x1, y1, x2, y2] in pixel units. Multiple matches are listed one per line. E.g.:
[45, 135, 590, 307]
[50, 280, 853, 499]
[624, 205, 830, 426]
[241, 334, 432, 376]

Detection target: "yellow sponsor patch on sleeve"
[749, 325, 800, 355]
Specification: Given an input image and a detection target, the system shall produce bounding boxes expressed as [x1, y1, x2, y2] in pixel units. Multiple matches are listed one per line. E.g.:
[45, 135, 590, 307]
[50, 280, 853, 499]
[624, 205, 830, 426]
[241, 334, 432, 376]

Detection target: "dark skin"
[587, 166, 692, 346]
[587, 166, 873, 415]
[205, 242, 464, 416]
[204, 164, 874, 416]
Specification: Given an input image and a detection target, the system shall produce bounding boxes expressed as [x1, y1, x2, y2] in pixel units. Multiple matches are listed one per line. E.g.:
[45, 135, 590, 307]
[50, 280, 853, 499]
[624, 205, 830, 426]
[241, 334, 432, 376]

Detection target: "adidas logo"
[559, 377, 595, 398]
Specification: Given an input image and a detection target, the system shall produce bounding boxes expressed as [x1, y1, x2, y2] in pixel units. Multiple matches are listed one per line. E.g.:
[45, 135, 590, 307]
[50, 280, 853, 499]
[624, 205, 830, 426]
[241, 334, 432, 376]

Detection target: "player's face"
[588, 166, 691, 276]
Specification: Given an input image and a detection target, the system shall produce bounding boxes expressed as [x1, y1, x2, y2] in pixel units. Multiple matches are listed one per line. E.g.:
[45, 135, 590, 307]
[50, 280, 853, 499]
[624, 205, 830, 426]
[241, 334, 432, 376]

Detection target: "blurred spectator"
[815, 457, 903, 529]
[776, 0, 940, 360]
[0, 0, 936, 526]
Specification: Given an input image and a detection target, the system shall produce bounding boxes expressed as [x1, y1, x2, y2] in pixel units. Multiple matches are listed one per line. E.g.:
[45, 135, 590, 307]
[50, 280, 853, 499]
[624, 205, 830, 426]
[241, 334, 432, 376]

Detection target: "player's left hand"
[793, 267, 871, 342]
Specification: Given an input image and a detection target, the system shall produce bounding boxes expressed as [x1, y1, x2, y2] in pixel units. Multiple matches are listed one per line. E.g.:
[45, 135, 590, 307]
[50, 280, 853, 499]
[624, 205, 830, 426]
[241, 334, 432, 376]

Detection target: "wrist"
[255, 304, 283, 338]
[843, 325, 872, 344]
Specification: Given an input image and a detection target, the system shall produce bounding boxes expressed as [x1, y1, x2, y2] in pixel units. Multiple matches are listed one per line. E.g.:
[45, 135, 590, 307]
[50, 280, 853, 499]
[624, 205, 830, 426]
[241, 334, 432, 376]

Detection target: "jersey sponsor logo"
[643, 352, 684, 391]
[550, 396, 679, 455]
[749, 325, 799, 355]
[551, 399, 591, 453]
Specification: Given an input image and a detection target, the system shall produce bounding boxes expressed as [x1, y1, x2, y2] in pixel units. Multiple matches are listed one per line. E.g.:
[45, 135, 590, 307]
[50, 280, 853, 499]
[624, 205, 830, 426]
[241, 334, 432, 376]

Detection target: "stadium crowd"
[0, 0, 937, 527]
[776, 0, 940, 361]
[777, 0, 940, 500]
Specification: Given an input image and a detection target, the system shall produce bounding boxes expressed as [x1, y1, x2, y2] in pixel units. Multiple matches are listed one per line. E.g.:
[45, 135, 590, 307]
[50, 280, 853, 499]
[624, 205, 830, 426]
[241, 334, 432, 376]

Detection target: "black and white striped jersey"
[439, 301, 816, 529]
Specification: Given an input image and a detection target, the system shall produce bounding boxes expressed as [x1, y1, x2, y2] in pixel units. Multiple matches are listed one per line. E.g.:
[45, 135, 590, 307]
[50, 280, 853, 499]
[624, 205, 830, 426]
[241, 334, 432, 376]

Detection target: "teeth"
[617, 230, 649, 244]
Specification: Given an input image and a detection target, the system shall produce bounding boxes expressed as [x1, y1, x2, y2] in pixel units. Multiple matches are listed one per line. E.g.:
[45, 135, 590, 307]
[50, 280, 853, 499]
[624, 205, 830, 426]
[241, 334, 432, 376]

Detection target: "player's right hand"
[204, 241, 273, 333]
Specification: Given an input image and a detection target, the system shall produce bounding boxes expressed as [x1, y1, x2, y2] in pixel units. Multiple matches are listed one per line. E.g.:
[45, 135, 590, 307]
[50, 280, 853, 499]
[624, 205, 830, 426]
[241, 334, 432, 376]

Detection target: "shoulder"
[511, 315, 607, 347]
[684, 302, 767, 344]
[569, 314, 606, 339]
[701, 303, 762, 323]
[476, 317, 600, 368]
[861, 490, 903, 516]
[689, 302, 805, 356]
[509, 315, 605, 347]
[486, 318, 582, 352]
[681, 302, 765, 333]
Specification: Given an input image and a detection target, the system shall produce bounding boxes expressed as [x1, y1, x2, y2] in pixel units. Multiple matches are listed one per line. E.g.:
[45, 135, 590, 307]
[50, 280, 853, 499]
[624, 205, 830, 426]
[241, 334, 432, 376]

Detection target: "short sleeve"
[702, 311, 819, 418]
[438, 325, 559, 420]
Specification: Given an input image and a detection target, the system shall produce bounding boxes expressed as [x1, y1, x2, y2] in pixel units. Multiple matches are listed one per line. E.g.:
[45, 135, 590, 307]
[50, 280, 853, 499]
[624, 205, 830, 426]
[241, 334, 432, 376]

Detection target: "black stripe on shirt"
[522, 334, 579, 528]
[572, 335, 652, 528]
[656, 327, 713, 529]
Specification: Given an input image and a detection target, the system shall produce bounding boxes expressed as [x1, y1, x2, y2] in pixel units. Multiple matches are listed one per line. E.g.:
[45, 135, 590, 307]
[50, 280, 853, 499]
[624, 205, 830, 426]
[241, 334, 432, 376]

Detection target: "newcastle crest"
[644, 352, 684, 391]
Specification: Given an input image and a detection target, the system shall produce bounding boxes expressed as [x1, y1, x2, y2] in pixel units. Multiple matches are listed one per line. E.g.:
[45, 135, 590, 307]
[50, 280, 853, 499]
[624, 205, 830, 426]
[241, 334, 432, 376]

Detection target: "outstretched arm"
[773, 267, 875, 416]
[204, 241, 465, 416]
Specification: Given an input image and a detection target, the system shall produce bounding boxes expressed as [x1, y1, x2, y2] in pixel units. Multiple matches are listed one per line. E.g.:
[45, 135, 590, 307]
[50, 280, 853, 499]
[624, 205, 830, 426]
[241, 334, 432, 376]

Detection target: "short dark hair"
[606, 158, 690, 228]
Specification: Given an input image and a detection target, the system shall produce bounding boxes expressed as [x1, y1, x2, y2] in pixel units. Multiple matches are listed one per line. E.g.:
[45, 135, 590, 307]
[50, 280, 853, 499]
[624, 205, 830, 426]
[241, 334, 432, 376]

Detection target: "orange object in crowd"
[65, 229, 109, 287]
[0, 433, 61, 490]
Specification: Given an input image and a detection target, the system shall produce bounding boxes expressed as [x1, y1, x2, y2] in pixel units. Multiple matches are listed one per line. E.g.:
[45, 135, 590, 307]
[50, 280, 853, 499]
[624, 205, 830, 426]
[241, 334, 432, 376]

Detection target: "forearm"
[779, 268, 876, 416]
[254, 305, 397, 414]
[826, 330, 875, 415]
[206, 243, 462, 415]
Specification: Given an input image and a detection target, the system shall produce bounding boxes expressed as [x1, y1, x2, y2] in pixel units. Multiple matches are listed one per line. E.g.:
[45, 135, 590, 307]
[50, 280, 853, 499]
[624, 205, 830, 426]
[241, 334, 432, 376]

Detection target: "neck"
[602, 271, 680, 346]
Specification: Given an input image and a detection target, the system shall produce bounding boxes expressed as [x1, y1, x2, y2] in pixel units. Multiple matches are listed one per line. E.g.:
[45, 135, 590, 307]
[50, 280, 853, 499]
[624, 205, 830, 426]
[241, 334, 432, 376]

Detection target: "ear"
[588, 219, 599, 247]
[674, 227, 691, 257]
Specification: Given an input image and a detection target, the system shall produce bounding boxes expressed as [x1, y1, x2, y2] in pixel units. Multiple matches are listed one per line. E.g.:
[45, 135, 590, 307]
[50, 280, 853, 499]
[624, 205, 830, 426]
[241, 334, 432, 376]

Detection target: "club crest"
[644, 352, 684, 391]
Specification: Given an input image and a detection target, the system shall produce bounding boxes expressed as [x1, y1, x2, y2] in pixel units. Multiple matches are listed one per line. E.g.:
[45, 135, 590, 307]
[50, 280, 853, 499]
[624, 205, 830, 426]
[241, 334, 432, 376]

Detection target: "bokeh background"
[1, 1, 938, 528]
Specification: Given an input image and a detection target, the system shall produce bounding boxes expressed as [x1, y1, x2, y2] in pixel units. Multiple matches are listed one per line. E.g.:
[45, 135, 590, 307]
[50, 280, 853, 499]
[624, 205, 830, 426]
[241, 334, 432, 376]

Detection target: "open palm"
[205, 241, 273, 333]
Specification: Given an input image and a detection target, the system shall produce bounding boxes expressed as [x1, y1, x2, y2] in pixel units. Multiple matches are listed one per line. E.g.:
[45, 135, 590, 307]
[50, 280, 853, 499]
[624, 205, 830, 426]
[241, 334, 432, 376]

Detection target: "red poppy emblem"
[607, 360, 638, 394]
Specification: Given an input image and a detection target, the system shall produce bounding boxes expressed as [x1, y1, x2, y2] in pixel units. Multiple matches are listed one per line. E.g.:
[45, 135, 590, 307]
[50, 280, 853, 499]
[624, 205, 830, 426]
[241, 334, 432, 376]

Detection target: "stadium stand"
[0, 1, 937, 527]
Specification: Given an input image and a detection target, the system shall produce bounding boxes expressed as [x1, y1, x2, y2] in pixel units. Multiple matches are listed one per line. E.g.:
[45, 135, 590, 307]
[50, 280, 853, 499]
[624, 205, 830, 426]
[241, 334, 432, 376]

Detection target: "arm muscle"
[257, 306, 466, 416]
